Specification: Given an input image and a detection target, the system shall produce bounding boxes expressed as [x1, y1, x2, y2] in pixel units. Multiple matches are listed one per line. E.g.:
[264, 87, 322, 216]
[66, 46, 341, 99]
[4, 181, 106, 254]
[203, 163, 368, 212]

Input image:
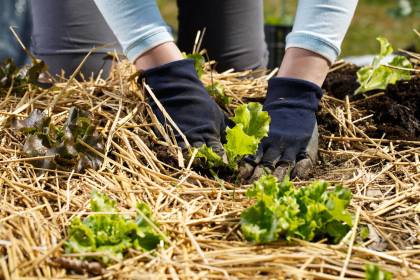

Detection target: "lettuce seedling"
[11, 107, 104, 171]
[197, 102, 270, 170]
[183, 53, 206, 78]
[355, 37, 413, 94]
[365, 264, 392, 280]
[0, 58, 47, 95]
[65, 192, 163, 265]
[206, 82, 232, 107]
[240, 175, 353, 244]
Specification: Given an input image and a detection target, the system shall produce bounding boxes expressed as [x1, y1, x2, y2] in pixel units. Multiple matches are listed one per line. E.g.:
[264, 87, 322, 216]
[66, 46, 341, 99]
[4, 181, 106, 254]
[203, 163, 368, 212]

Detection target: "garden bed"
[0, 53, 419, 279]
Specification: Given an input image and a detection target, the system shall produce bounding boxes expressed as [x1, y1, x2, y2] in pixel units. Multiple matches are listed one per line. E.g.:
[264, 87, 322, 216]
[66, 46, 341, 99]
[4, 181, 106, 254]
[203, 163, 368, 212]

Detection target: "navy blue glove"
[239, 77, 322, 182]
[140, 59, 226, 153]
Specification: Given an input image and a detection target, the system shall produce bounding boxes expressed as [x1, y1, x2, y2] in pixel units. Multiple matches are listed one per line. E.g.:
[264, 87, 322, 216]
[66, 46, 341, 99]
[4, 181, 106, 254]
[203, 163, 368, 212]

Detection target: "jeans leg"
[177, 0, 268, 72]
[29, 0, 122, 79]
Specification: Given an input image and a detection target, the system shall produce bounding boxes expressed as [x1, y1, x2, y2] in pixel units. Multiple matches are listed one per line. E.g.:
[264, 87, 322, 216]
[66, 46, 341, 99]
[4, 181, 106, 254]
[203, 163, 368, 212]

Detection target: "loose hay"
[0, 53, 419, 279]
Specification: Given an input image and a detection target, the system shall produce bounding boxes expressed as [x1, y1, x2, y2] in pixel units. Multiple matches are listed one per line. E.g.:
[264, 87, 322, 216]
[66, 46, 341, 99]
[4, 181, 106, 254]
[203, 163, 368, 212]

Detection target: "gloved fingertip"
[238, 161, 255, 181]
[272, 162, 294, 182]
[191, 141, 205, 149]
[248, 165, 268, 184]
[207, 141, 224, 156]
[291, 158, 314, 179]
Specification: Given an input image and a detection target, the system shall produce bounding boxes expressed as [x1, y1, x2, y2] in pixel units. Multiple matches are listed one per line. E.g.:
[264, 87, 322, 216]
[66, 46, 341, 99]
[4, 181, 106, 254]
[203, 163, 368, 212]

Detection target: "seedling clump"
[11, 107, 104, 171]
[240, 175, 353, 244]
[0, 58, 47, 95]
[65, 192, 163, 265]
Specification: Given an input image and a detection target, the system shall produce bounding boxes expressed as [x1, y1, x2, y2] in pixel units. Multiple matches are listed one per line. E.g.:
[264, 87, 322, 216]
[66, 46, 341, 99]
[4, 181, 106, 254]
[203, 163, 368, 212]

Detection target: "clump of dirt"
[359, 77, 420, 140]
[321, 64, 420, 141]
[322, 64, 360, 100]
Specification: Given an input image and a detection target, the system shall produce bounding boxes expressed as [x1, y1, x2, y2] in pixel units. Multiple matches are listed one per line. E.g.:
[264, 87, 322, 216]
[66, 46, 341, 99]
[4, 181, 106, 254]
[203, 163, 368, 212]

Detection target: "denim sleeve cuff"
[125, 27, 174, 62]
[286, 32, 340, 64]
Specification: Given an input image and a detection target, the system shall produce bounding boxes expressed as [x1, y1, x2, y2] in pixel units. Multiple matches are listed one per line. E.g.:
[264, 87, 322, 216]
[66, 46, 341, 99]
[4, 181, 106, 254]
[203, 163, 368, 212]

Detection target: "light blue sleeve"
[286, 0, 358, 63]
[93, 0, 173, 62]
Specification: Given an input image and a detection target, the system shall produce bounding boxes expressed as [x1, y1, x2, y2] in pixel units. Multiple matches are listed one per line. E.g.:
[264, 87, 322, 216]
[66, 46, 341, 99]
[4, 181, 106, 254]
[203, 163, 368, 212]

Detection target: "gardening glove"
[239, 77, 322, 182]
[140, 59, 226, 154]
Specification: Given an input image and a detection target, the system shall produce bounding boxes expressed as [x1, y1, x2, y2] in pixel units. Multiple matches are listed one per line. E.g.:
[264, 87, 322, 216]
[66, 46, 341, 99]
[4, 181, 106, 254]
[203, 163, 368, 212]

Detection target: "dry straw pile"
[0, 49, 419, 279]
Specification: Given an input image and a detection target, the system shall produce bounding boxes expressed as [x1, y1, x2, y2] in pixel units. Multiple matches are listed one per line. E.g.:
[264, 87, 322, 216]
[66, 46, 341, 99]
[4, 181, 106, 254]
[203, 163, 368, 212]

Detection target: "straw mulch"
[0, 52, 419, 279]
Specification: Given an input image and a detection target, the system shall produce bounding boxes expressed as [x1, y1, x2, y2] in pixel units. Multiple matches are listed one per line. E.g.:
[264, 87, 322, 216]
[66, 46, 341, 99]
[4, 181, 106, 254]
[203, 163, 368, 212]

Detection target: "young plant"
[355, 37, 413, 94]
[0, 58, 47, 95]
[65, 192, 163, 265]
[206, 82, 232, 107]
[183, 53, 206, 78]
[197, 102, 270, 170]
[240, 175, 353, 244]
[10, 107, 104, 171]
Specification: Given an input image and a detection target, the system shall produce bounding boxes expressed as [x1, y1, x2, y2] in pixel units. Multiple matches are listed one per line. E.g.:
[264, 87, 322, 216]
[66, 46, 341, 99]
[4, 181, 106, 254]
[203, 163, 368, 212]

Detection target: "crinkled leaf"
[63, 107, 94, 141]
[373, 37, 393, 68]
[224, 125, 259, 168]
[90, 191, 117, 213]
[10, 109, 50, 134]
[326, 187, 353, 226]
[22, 135, 50, 157]
[0, 58, 46, 95]
[387, 55, 413, 82]
[206, 82, 232, 106]
[241, 175, 353, 244]
[183, 53, 205, 78]
[196, 144, 225, 168]
[194, 102, 269, 172]
[365, 264, 393, 280]
[14, 107, 104, 172]
[241, 201, 279, 244]
[231, 103, 270, 140]
[246, 174, 280, 199]
[355, 37, 413, 94]
[65, 193, 164, 265]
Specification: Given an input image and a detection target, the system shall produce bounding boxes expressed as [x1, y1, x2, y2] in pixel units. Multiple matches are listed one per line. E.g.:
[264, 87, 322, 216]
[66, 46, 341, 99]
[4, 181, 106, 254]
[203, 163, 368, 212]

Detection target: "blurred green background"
[157, 0, 419, 57]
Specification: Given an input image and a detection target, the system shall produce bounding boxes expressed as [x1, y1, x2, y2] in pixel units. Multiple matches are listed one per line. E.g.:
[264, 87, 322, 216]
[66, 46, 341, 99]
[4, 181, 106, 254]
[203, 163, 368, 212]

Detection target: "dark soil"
[323, 65, 360, 100]
[321, 65, 420, 141]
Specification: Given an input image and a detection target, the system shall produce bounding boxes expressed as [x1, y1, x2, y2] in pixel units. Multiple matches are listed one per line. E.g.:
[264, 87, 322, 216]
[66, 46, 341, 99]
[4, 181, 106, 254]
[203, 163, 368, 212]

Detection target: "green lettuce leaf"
[196, 145, 225, 169]
[206, 82, 232, 107]
[365, 264, 393, 280]
[195, 102, 270, 172]
[183, 53, 205, 78]
[241, 175, 353, 244]
[224, 125, 259, 169]
[231, 103, 270, 140]
[65, 192, 163, 265]
[355, 37, 413, 94]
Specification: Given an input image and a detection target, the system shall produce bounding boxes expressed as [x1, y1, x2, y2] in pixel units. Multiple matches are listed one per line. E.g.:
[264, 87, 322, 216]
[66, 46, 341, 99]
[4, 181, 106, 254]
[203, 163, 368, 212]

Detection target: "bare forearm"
[134, 42, 183, 70]
[277, 47, 330, 87]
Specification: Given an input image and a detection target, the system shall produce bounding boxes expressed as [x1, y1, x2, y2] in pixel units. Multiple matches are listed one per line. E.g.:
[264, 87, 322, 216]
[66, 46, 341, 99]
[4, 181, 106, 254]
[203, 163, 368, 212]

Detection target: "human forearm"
[277, 48, 329, 86]
[286, 0, 358, 64]
[93, 0, 175, 64]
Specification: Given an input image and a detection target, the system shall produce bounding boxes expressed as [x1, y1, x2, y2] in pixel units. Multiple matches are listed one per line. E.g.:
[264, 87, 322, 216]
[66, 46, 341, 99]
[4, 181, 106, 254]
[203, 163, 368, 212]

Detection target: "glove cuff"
[138, 58, 199, 88]
[265, 77, 323, 111]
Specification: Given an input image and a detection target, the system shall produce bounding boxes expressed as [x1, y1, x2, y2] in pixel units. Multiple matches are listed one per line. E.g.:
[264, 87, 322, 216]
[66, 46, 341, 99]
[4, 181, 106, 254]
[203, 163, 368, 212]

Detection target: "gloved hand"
[239, 77, 322, 182]
[140, 59, 226, 153]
